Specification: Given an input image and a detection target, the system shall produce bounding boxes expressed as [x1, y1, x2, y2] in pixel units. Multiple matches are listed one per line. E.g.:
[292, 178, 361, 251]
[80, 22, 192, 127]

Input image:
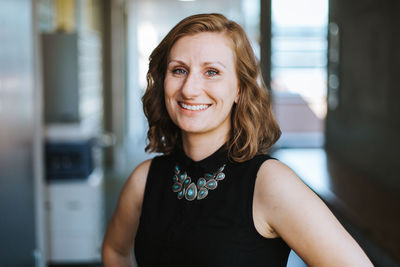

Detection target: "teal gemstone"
[199, 180, 204, 186]
[178, 191, 183, 196]
[200, 191, 205, 195]
[209, 182, 214, 186]
[184, 179, 189, 184]
[205, 173, 212, 178]
[188, 189, 193, 196]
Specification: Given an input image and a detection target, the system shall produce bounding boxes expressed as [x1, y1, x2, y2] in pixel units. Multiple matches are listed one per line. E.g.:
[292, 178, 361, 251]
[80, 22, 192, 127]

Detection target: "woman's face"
[164, 32, 239, 138]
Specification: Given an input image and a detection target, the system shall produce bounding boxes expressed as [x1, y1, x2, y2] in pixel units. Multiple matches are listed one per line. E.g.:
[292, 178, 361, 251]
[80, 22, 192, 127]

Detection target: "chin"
[179, 125, 207, 134]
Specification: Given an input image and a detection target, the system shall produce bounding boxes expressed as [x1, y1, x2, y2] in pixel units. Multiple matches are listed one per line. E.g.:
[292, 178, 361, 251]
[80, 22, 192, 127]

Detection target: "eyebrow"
[168, 59, 227, 69]
[167, 60, 188, 67]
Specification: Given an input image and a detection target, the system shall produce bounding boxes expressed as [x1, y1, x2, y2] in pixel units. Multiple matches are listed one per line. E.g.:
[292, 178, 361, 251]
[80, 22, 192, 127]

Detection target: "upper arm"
[102, 159, 151, 258]
[254, 160, 372, 267]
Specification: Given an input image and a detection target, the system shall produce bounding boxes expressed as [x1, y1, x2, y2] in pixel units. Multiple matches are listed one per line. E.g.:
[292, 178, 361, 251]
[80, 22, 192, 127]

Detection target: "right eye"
[172, 68, 187, 75]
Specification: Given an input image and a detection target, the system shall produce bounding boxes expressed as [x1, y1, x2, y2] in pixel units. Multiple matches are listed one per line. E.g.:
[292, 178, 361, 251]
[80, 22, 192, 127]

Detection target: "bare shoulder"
[253, 159, 309, 230]
[256, 158, 305, 198]
[255, 158, 323, 224]
[122, 159, 152, 208]
[111, 158, 152, 220]
[126, 159, 152, 189]
[254, 158, 373, 266]
[257, 158, 296, 180]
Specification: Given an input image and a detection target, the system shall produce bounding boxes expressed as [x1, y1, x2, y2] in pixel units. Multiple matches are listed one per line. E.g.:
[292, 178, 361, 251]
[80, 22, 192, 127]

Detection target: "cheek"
[164, 95, 176, 123]
[163, 83, 176, 118]
[163, 78, 170, 96]
[164, 77, 179, 98]
[164, 92, 174, 116]
[225, 81, 240, 106]
[164, 79, 174, 103]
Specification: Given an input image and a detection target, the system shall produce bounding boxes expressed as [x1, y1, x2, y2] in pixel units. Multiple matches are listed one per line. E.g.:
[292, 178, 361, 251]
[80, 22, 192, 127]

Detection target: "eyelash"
[172, 68, 187, 75]
[206, 69, 219, 76]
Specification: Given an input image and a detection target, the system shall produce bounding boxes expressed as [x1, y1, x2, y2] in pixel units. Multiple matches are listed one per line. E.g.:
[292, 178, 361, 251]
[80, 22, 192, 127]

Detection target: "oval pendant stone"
[205, 179, 218, 190]
[185, 183, 197, 201]
[172, 175, 178, 182]
[204, 173, 213, 179]
[197, 178, 206, 188]
[178, 188, 185, 199]
[218, 165, 225, 172]
[175, 165, 180, 174]
[178, 172, 187, 182]
[183, 177, 191, 187]
[216, 172, 225, 181]
[197, 188, 208, 200]
[172, 182, 182, 192]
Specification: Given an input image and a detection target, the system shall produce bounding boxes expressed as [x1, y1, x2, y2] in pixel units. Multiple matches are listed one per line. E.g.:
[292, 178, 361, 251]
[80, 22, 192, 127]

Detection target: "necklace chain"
[172, 164, 226, 201]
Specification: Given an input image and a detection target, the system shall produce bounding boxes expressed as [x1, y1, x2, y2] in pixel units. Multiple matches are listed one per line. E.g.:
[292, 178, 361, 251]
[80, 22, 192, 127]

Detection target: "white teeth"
[180, 103, 209, 111]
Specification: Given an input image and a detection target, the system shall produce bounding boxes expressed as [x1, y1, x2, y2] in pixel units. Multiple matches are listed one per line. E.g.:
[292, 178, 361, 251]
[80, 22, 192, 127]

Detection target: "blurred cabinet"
[41, 32, 103, 131]
[47, 169, 103, 263]
[45, 124, 104, 264]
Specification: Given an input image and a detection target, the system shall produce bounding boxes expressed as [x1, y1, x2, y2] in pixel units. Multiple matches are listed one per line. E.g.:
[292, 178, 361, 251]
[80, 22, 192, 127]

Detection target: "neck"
[181, 131, 228, 162]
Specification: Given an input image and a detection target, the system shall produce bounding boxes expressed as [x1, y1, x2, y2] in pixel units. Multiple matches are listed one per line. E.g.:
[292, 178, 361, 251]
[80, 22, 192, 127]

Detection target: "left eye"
[206, 69, 218, 76]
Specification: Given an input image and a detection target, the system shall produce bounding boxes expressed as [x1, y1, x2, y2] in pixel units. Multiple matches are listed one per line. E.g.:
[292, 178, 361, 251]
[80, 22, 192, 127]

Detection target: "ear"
[234, 92, 240, 104]
[234, 83, 240, 103]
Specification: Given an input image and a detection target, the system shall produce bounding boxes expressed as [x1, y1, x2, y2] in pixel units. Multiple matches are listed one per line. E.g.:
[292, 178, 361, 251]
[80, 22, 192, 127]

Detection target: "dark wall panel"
[326, 0, 400, 190]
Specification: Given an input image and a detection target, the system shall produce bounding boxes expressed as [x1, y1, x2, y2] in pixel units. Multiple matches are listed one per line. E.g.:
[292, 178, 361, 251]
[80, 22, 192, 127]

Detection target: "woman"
[102, 13, 372, 266]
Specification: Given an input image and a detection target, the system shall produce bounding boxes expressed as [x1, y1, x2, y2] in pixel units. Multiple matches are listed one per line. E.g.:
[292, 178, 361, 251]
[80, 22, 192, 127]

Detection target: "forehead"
[168, 32, 235, 64]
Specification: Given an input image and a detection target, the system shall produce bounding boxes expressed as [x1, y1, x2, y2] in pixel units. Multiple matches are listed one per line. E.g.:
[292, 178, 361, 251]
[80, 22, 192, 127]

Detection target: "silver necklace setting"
[172, 164, 226, 201]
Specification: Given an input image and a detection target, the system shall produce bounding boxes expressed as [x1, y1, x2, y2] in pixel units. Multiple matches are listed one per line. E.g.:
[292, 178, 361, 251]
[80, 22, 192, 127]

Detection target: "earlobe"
[234, 95, 240, 104]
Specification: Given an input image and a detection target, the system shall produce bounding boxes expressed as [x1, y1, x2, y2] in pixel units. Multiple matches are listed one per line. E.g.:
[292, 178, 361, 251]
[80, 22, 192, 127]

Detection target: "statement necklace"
[172, 164, 226, 201]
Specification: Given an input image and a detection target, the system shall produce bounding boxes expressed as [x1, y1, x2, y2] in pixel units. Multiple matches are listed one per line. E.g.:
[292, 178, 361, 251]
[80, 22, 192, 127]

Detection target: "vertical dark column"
[260, 0, 272, 89]
[101, 0, 127, 169]
[102, 0, 113, 167]
[326, 0, 400, 190]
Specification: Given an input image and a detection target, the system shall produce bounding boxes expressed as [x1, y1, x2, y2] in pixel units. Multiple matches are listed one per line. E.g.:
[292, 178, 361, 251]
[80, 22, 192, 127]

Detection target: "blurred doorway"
[271, 0, 329, 148]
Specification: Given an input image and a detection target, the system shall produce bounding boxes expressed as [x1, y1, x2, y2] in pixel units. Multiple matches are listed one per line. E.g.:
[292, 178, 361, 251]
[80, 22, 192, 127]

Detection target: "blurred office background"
[0, 0, 399, 266]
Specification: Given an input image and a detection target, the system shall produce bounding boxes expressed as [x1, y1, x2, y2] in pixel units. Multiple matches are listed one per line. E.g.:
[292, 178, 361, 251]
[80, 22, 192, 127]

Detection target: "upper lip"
[178, 101, 211, 105]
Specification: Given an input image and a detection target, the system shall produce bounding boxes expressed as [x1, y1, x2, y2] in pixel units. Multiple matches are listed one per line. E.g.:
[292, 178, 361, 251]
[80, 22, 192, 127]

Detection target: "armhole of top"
[247, 155, 281, 240]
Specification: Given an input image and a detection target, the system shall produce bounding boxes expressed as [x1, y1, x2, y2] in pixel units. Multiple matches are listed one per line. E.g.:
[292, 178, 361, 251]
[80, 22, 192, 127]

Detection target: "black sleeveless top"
[134, 146, 290, 266]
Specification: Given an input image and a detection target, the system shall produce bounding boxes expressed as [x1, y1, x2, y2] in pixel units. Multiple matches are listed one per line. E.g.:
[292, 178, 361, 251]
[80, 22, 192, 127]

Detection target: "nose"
[181, 72, 202, 99]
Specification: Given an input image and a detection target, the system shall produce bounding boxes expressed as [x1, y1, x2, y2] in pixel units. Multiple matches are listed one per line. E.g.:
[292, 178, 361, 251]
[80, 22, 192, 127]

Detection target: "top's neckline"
[176, 144, 228, 174]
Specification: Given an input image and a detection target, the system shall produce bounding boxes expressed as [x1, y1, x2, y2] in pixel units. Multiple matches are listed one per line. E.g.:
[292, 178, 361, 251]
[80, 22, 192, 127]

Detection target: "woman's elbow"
[102, 241, 134, 267]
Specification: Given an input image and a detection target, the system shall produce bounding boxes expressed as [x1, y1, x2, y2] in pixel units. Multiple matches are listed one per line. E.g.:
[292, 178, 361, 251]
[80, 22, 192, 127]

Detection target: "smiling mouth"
[179, 102, 211, 111]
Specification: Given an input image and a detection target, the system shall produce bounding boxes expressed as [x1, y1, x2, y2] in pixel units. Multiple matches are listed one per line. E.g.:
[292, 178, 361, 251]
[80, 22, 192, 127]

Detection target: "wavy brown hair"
[142, 13, 281, 162]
